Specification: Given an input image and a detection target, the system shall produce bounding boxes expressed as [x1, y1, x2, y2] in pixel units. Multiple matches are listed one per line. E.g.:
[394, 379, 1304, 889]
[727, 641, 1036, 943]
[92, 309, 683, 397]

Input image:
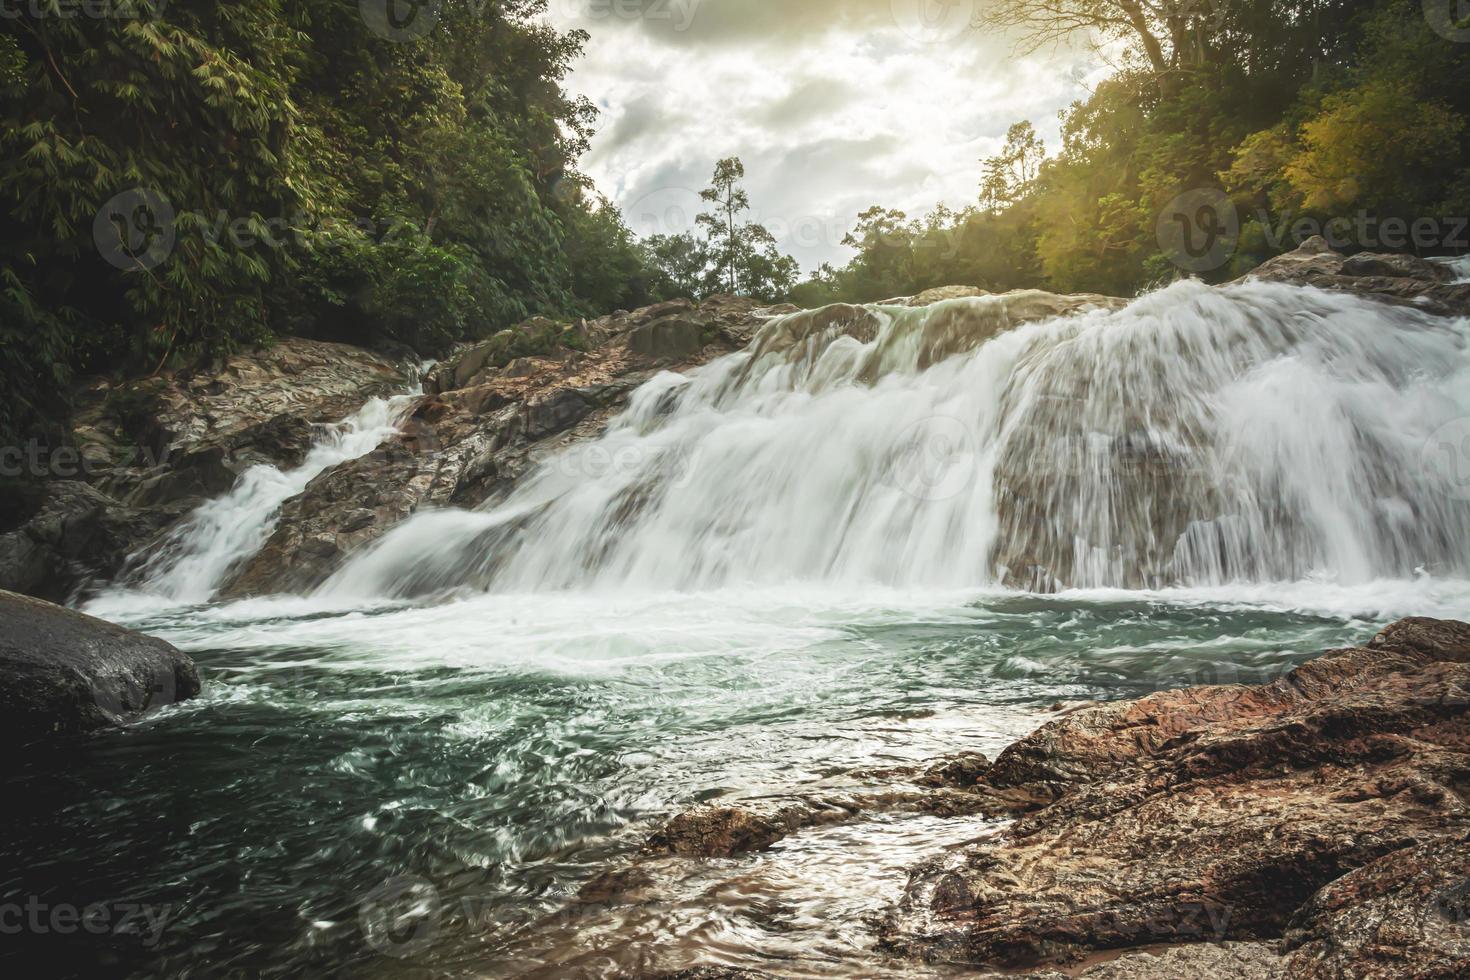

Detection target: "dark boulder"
[0, 590, 201, 740]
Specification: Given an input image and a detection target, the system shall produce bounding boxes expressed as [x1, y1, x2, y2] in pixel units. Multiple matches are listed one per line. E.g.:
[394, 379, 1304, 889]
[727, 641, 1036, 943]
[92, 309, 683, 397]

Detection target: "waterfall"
[1432, 255, 1470, 285]
[322, 280, 1470, 600]
[109, 393, 420, 606]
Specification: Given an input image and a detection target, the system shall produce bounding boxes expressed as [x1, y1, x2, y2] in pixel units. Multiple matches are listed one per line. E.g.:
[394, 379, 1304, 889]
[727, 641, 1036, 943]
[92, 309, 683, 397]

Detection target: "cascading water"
[1432, 254, 1470, 284]
[102, 393, 420, 607]
[323, 280, 1470, 600]
[28, 280, 1470, 980]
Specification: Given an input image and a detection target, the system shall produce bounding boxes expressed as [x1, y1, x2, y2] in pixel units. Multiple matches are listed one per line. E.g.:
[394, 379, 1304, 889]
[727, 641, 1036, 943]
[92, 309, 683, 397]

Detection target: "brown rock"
[878, 621, 1470, 971]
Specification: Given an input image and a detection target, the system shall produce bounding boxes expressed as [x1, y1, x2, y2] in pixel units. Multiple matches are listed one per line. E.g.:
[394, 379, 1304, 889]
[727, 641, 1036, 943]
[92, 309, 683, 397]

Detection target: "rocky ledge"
[596, 618, 1470, 978]
[0, 589, 201, 741]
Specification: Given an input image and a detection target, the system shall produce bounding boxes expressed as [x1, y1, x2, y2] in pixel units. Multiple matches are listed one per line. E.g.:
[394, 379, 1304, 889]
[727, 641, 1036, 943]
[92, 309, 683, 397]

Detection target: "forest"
[4, 0, 1469, 445]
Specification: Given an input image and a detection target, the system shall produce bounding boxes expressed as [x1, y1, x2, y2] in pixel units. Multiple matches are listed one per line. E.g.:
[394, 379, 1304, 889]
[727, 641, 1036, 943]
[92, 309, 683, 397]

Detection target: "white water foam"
[321, 281, 1470, 600]
[87, 393, 419, 615]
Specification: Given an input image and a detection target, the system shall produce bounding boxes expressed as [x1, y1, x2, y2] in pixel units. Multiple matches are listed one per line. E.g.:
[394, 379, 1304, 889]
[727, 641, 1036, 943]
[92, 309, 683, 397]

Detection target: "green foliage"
[802, 0, 1470, 303]
[0, 0, 653, 445]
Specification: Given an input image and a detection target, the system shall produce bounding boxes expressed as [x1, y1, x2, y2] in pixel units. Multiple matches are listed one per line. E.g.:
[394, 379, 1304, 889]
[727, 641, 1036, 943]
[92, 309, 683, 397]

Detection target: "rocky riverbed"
[568, 617, 1470, 979]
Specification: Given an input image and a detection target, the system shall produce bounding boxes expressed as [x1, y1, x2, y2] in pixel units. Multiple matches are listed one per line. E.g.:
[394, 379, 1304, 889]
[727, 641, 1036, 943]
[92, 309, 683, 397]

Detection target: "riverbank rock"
[0, 482, 183, 604]
[217, 298, 785, 597]
[876, 617, 1470, 971]
[584, 619, 1470, 978]
[0, 590, 201, 740]
[1245, 236, 1470, 317]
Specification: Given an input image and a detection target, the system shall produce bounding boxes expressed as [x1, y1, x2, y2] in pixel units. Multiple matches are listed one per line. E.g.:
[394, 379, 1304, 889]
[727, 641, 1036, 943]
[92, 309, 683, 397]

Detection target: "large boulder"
[0, 590, 201, 739]
[0, 482, 182, 604]
[1245, 237, 1470, 317]
[878, 619, 1470, 970]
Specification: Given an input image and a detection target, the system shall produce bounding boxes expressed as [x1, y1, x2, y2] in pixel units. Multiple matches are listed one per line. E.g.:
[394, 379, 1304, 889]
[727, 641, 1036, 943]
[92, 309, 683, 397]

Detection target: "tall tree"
[697, 157, 752, 294]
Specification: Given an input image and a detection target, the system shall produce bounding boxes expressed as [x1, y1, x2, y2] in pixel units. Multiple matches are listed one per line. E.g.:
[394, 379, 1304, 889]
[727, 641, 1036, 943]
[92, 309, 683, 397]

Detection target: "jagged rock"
[907, 285, 990, 306]
[644, 799, 859, 858]
[878, 621, 1470, 970]
[217, 299, 780, 596]
[1246, 237, 1470, 317]
[74, 338, 408, 492]
[524, 388, 596, 441]
[1022, 942, 1286, 979]
[0, 482, 182, 603]
[0, 589, 201, 739]
[1280, 835, 1470, 978]
[629, 317, 706, 359]
[1340, 252, 1453, 282]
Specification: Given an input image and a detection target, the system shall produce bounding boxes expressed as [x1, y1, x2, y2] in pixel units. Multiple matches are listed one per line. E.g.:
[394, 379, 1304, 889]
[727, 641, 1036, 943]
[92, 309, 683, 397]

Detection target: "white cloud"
[546, 1, 1102, 273]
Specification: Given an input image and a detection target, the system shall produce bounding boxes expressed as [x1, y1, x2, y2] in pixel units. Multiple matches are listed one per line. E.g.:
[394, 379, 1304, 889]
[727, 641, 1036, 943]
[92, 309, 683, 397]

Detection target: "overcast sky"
[543, 0, 1107, 274]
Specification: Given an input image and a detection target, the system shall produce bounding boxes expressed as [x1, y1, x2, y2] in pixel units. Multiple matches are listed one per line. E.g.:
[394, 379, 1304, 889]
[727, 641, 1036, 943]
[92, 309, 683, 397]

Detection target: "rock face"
[0, 338, 411, 603]
[218, 297, 784, 597]
[1246, 236, 1470, 317]
[613, 619, 1470, 978]
[0, 482, 185, 604]
[0, 589, 201, 740]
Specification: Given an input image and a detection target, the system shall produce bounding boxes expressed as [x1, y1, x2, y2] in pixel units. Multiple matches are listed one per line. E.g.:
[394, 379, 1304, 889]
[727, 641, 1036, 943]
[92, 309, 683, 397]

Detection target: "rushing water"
[8, 281, 1470, 978]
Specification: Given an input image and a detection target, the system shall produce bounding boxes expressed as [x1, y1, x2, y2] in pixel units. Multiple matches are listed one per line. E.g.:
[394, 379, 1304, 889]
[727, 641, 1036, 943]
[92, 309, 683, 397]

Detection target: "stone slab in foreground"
[0, 590, 201, 740]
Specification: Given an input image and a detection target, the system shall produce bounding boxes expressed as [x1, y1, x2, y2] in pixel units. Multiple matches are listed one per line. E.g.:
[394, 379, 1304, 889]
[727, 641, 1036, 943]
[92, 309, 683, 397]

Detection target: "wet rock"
[907, 285, 991, 306]
[218, 299, 780, 595]
[629, 316, 706, 360]
[524, 388, 596, 441]
[1280, 835, 1470, 978]
[1024, 942, 1286, 979]
[0, 589, 201, 740]
[0, 482, 182, 604]
[879, 620, 1470, 971]
[644, 799, 860, 858]
[1246, 238, 1470, 317]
